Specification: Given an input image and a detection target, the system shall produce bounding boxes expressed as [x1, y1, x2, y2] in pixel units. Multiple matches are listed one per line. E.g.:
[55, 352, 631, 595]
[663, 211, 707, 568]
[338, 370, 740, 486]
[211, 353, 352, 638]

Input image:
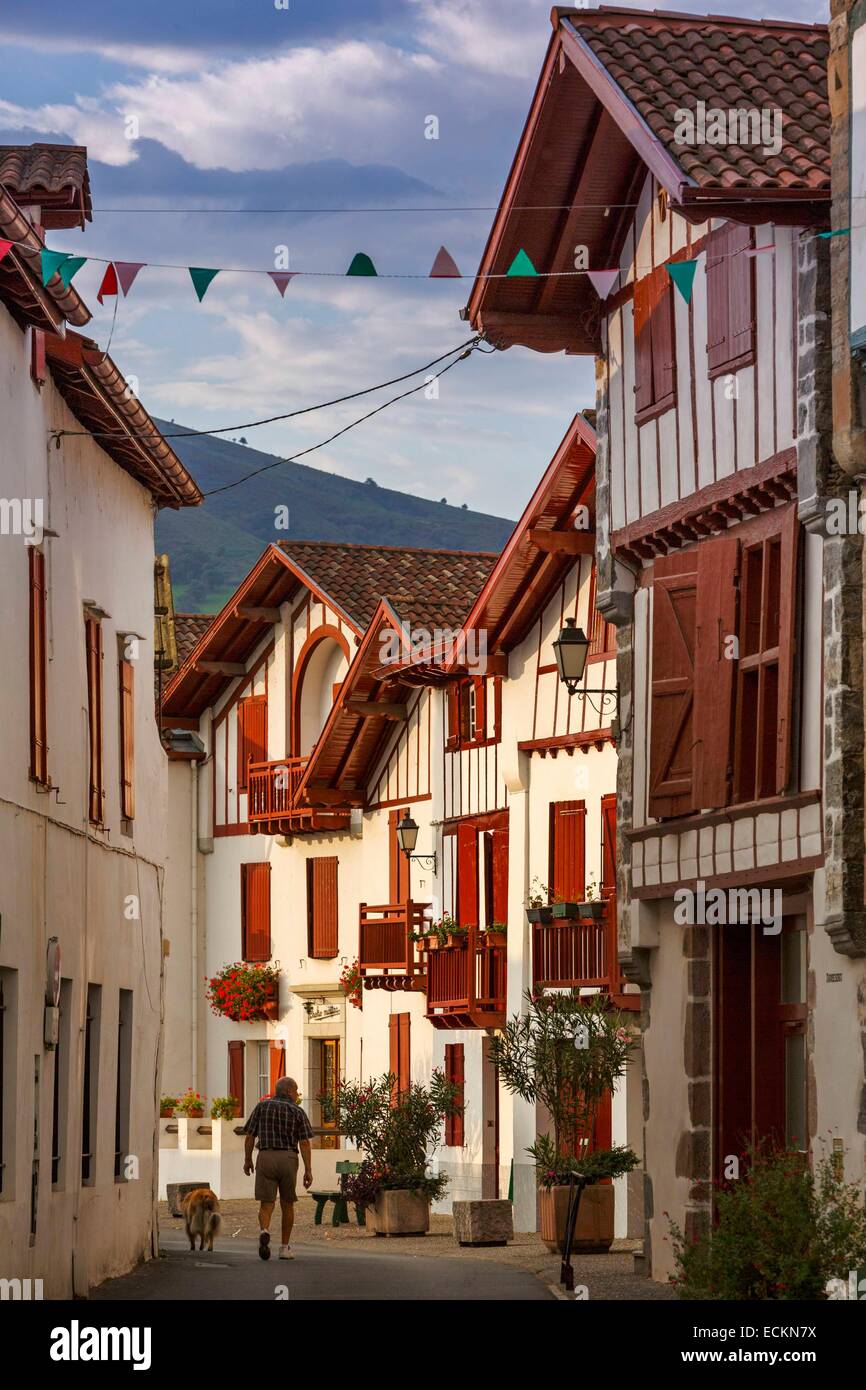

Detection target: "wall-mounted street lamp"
[396, 813, 438, 875]
[553, 617, 620, 721]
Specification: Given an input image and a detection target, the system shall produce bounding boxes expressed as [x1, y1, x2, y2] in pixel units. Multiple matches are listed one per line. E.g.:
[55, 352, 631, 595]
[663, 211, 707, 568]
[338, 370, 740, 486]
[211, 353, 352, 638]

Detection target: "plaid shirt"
[242, 1097, 314, 1152]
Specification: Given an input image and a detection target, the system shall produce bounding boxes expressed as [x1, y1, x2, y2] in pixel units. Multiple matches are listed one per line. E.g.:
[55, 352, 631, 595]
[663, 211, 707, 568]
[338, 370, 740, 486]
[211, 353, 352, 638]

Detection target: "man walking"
[242, 1075, 314, 1260]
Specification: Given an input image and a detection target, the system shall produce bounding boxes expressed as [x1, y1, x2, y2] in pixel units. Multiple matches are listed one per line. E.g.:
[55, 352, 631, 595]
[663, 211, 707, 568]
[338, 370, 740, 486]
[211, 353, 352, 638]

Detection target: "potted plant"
[444, 922, 469, 948]
[210, 1095, 240, 1120]
[482, 923, 507, 947]
[578, 880, 605, 922]
[550, 894, 581, 920]
[339, 958, 363, 1009]
[489, 990, 638, 1253]
[159, 1094, 178, 1119]
[525, 878, 553, 925]
[206, 961, 281, 1022]
[176, 1089, 206, 1120]
[319, 1071, 461, 1235]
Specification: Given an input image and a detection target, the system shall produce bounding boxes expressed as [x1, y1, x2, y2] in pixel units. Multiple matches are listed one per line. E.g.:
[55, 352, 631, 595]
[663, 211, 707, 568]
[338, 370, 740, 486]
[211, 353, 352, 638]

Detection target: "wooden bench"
[310, 1160, 366, 1227]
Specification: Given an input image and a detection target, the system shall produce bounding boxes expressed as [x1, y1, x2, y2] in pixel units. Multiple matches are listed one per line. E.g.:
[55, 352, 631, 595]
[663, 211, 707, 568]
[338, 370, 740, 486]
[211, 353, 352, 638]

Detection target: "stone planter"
[368, 1189, 430, 1236]
[539, 1182, 614, 1254]
[452, 1199, 513, 1246]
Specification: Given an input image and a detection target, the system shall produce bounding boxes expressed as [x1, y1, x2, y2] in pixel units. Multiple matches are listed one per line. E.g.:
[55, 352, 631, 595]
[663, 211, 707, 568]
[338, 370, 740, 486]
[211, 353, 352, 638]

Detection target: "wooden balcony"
[358, 901, 430, 992]
[247, 756, 351, 835]
[531, 896, 638, 1008]
[426, 928, 506, 1030]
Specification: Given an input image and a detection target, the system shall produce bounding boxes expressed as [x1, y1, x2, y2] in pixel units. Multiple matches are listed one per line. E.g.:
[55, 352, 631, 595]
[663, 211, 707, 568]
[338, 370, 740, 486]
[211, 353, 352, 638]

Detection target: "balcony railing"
[358, 901, 430, 991]
[426, 928, 506, 1029]
[531, 896, 638, 1007]
[247, 756, 351, 835]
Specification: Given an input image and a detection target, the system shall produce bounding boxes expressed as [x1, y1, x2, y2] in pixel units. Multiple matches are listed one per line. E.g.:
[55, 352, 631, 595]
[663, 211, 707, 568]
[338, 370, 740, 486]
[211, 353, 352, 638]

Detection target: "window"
[81, 985, 101, 1185]
[633, 264, 676, 422]
[114, 990, 133, 1181]
[311, 1039, 339, 1148]
[389, 1013, 411, 1103]
[601, 795, 617, 899]
[241, 862, 271, 962]
[587, 570, 616, 660]
[444, 1043, 465, 1146]
[51, 979, 71, 1188]
[118, 654, 135, 821]
[237, 695, 267, 791]
[307, 857, 338, 958]
[85, 616, 104, 824]
[228, 1039, 245, 1113]
[706, 223, 755, 377]
[256, 1041, 270, 1101]
[549, 801, 586, 903]
[482, 828, 509, 926]
[446, 676, 498, 750]
[29, 547, 48, 784]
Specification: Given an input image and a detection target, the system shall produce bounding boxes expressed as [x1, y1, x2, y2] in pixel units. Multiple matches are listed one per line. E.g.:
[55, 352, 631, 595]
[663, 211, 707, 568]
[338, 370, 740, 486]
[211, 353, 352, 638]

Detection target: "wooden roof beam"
[234, 605, 281, 622]
[345, 699, 408, 721]
[528, 528, 596, 554]
[194, 659, 246, 676]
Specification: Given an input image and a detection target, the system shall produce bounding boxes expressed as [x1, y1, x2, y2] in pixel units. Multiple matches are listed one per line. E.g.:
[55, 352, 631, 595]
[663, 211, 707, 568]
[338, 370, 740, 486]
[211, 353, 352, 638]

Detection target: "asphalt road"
[91, 1231, 556, 1301]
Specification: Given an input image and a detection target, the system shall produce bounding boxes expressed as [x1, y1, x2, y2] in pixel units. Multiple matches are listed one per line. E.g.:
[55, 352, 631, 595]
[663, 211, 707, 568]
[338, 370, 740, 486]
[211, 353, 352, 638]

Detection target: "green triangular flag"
[667, 259, 698, 305]
[41, 250, 71, 285]
[58, 256, 86, 289]
[189, 266, 220, 301]
[346, 252, 377, 276]
[506, 248, 538, 277]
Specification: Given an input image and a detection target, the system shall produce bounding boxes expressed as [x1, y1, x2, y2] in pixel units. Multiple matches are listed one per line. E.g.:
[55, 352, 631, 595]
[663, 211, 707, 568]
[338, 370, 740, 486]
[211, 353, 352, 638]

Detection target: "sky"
[0, 0, 828, 520]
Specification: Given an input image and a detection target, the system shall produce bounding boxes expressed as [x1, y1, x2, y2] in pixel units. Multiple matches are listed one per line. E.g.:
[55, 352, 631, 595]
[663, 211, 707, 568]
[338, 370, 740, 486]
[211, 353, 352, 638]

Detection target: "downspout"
[190, 760, 199, 1091]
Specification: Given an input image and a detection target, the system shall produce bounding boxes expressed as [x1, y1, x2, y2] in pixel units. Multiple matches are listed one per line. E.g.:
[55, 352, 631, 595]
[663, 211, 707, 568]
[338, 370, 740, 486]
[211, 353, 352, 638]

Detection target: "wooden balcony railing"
[247, 756, 351, 835]
[531, 896, 638, 1007]
[358, 901, 430, 991]
[426, 928, 506, 1029]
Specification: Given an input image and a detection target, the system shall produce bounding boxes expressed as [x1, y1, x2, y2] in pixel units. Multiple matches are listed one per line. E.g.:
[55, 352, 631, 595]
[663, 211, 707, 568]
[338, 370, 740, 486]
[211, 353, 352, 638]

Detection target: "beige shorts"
[255, 1149, 299, 1204]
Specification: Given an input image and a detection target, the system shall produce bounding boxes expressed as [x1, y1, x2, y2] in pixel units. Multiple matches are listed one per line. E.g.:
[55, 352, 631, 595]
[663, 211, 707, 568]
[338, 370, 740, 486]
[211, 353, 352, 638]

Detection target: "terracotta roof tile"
[561, 7, 829, 193]
[276, 540, 500, 631]
[0, 143, 92, 227]
[174, 613, 214, 666]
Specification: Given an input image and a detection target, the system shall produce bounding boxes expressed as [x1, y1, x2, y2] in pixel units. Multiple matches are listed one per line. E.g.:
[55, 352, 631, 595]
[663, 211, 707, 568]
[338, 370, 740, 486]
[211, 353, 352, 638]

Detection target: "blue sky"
[0, 0, 827, 519]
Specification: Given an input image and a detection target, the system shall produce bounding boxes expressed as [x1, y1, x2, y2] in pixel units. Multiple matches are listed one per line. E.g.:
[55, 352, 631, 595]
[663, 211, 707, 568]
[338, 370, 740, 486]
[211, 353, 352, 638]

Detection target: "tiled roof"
[276, 540, 500, 630]
[174, 613, 214, 666]
[0, 143, 92, 227]
[560, 7, 829, 192]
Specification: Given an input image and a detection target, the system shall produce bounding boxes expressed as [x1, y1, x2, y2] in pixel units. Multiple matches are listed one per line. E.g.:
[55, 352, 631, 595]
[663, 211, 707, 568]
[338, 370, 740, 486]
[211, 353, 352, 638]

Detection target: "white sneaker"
[279, 1245, 294, 1260]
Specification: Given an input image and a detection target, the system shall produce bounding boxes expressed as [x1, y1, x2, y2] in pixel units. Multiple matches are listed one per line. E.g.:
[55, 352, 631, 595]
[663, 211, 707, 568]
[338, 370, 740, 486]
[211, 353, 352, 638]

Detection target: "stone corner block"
[452, 1199, 514, 1246]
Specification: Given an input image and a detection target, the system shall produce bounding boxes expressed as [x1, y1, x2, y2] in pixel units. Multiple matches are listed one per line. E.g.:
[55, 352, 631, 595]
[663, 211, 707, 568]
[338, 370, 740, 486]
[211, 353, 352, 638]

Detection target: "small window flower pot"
[426, 935, 441, 952]
[445, 933, 467, 948]
[159, 1107, 174, 1119]
[483, 931, 506, 949]
[578, 901, 605, 922]
[526, 906, 553, 925]
[551, 902, 580, 920]
[184, 1108, 204, 1120]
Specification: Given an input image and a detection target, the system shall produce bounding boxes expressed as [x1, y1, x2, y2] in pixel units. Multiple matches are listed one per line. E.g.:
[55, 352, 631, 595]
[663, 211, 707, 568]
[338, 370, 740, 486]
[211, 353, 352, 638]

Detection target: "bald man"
[242, 1075, 314, 1260]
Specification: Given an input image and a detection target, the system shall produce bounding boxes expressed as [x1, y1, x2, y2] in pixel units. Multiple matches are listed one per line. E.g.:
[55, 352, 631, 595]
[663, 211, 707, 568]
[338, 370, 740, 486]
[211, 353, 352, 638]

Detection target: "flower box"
[526, 906, 553, 925]
[426, 934, 441, 952]
[368, 1189, 430, 1236]
[550, 901, 580, 920]
[539, 1182, 613, 1254]
[578, 901, 605, 922]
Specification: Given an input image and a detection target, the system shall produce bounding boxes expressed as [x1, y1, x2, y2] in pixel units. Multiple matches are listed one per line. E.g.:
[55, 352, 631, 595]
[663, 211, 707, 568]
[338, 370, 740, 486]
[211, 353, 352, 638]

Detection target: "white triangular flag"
[586, 269, 619, 299]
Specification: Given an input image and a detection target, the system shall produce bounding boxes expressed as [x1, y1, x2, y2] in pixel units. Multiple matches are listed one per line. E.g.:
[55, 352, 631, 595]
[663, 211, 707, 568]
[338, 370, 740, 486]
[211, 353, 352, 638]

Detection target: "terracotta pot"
[426, 935, 440, 952]
[159, 1108, 174, 1119]
[184, 1108, 204, 1120]
[262, 980, 280, 1022]
[539, 1182, 614, 1254]
[368, 1189, 430, 1236]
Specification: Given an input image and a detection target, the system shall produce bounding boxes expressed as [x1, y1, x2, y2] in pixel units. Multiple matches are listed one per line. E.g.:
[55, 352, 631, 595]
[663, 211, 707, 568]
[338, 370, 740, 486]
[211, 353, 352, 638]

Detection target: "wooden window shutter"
[388, 1012, 411, 1103]
[85, 616, 104, 824]
[241, 862, 271, 962]
[648, 552, 699, 819]
[446, 684, 459, 750]
[227, 1040, 245, 1115]
[693, 536, 739, 809]
[269, 1040, 286, 1094]
[728, 224, 756, 364]
[307, 857, 339, 958]
[30, 328, 46, 386]
[458, 682, 472, 743]
[650, 267, 676, 406]
[29, 547, 48, 784]
[389, 808, 410, 904]
[549, 801, 586, 903]
[493, 676, 502, 742]
[118, 657, 135, 820]
[491, 827, 509, 924]
[705, 228, 730, 371]
[473, 677, 486, 740]
[601, 795, 617, 894]
[775, 506, 799, 795]
[237, 695, 267, 791]
[633, 273, 655, 415]
[445, 1043, 465, 1146]
[457, 821, 479, 927]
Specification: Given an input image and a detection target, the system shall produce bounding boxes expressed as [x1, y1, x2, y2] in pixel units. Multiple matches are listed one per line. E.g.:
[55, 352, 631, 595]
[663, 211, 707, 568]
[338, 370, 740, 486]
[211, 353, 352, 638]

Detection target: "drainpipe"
[190, 760, 198, 1091]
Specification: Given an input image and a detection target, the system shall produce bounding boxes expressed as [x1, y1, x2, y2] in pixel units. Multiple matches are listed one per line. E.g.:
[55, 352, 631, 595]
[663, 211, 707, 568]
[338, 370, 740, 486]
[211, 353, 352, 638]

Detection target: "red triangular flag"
[97, 263, 118, 304]
[268, 271, 297, 297]
[115, 262, 145, 297]
[429, 246, 461, 278]
[0, 239, 13, 265]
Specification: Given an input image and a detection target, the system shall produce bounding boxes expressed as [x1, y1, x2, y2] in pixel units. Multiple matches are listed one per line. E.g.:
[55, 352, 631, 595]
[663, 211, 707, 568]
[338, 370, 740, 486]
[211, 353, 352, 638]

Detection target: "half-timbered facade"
[467, 6, 862, 1282]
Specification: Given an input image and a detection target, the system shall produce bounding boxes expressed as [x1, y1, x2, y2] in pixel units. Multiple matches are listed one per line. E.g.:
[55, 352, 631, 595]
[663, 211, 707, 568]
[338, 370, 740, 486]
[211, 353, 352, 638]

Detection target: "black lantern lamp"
[553, 616, 620, 720]
[396, 813, 437, 874]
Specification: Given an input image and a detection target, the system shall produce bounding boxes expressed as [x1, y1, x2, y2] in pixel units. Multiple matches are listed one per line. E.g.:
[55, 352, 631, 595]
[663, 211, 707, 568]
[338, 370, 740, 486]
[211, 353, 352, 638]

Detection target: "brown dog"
[181, 1188, 222, 1252]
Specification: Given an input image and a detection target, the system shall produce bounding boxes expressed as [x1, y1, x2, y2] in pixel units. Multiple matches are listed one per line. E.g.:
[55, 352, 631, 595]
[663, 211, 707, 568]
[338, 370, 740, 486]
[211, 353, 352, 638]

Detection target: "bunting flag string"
[189, 266, 220, 301]
[0, 238, 13, 266]
[666, 259, 698, 305]
[96, 262, 118, 304]
[346, 252, 377, 276]
[507, 248, 538, 277]
[268, 271, 297, 297]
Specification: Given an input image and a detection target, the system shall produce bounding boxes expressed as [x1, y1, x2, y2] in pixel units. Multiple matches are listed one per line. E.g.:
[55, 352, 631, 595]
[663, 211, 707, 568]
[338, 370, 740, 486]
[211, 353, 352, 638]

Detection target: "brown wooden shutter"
[446, 685, 459, 750]
[458, 683, 472, 743]
[473, 677, 486, 740]
[493, 676, 502, 742]
[775, 505, 799, 795]
[706, 228, 731, 372]
[648, 552, 699, 819]
[633, 272, 654, 415]
[491, 828, 509, 924]
[29, 547, 48, 784]
[237, 695, 267, 791]
[693, 537, 739, 810]
[307, 857, 339, 958]
[600, 795, 617, 893]
[30, 328, 46, 385]
[389, 808, 410, 904]
[549, 801, 586, 903]
[457, 821, 479, 927]
[651, 268, 676, 406]
[118, 657, 135, 820]
[227, 1040, 245, 1115]
[388, 1012, 411, 1103]
[85, 616, 104, 824]
[241, 862, 271, 962]
[445, 1043, 465, 1146]
[269, 1040, 286, 1093]
[706, 224, 755, 373]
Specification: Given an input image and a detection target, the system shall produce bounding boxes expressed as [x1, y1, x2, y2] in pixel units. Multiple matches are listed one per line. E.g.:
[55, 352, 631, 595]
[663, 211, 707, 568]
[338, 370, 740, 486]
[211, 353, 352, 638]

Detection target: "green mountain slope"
[154, 422, 516, 611]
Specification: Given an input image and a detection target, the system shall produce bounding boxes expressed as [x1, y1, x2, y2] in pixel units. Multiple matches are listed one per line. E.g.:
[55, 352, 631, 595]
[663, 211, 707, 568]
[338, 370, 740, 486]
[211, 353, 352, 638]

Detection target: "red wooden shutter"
[473, 677, 486, 740]
[237, 695, 267, 791]
[493, 676, 502, 742]
[388, 1012, 411, 1103]
[445, 1043, 465, 1146]
[389, 808, 410, 904]
[549, 801, 586, 902]
[651, 268, 676, 407]
[457, 822, 479, 927]
[29, 547, 48, 784]
[775, 505, 799, 795]
[242, 862, 271, 961]
[85, 615, 104, 824]
[491, 828, 509, 924]
[633, 273, 654, 415]
[648, 552, 698, 819]
[706, 227, 731, 372]
[269, 1040, 286, 1093]
[600, 795, 617, 894]
[119, 657, 135, 820]
[446, 685, 459, 750]
[728, 224, 756, 364]
[30, 328, 46, 385]
[307, 857, 339, 958]
[398, 1013, 410, 1093]
[227, 1040, 245, 1115]
[458, 683, 472, 743]
[693, 537, 739, 809]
